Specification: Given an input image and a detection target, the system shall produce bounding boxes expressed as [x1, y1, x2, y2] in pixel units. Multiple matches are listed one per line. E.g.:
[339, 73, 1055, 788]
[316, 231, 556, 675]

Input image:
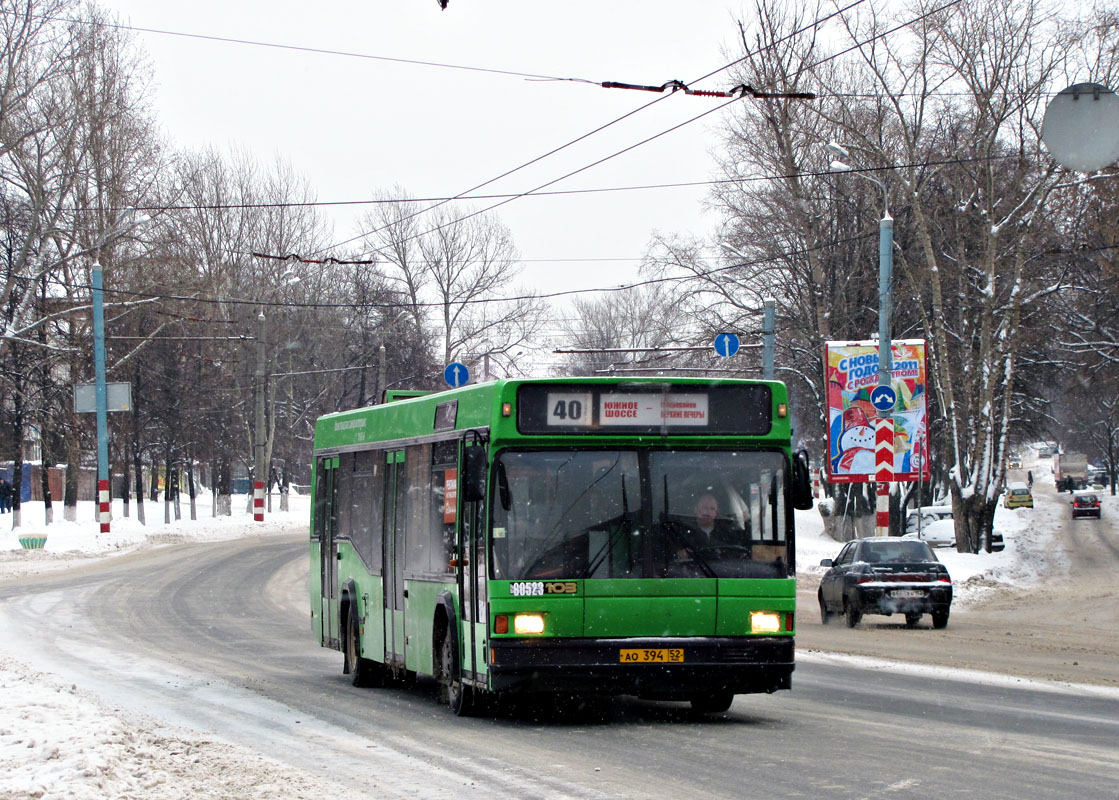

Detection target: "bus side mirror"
[463, 446, 487, 502]
[791, 449, 814, 510]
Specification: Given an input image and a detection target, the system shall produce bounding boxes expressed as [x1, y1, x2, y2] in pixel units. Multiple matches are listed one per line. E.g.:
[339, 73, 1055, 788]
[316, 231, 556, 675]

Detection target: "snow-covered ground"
[2, 475, 1115, 798]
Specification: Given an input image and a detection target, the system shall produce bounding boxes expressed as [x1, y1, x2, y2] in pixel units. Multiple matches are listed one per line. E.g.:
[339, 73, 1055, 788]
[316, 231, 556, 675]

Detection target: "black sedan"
[818, 538, 953, 629]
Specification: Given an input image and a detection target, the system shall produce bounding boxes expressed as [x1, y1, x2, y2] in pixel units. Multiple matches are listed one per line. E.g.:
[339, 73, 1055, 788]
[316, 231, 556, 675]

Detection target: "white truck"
[1054, 452, 1088, 490]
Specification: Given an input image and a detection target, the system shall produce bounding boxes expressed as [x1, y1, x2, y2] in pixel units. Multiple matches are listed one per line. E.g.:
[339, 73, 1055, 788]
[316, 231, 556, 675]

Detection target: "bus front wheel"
[439, 633, 475, 716]
[345, 612, 384, 688]
[690, 692, 734, 714]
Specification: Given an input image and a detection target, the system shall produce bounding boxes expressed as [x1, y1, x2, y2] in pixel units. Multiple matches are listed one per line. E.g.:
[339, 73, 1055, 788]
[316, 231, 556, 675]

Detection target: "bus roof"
[313, 376, 790, 453]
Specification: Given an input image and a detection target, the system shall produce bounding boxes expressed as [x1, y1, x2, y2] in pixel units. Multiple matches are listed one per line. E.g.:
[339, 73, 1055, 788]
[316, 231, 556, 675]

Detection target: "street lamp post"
[253, 309, 266, 522]
[253, 270, 300, 522]
[829, 144, 894, 537]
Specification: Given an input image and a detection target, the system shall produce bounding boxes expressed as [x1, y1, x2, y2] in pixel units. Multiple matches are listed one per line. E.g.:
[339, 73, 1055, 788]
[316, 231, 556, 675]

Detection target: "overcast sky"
[97, 1, 750, 312]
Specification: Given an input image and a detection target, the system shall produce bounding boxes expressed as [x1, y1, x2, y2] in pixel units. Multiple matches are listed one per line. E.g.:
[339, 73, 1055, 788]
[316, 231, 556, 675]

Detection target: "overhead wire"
[313, 0, 869, 256]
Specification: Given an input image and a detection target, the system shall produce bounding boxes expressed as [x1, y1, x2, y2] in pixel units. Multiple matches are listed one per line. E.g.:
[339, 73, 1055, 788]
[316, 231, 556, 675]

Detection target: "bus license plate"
[891, 589, 925, 599]
[620, 648, 684, 664]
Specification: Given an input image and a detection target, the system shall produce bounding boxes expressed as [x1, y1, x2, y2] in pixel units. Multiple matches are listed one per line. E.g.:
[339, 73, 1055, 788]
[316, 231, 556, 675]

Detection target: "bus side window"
[352, 450, 383, 570]
[431, 441, 457, 573]
[404, 443, 433, 573]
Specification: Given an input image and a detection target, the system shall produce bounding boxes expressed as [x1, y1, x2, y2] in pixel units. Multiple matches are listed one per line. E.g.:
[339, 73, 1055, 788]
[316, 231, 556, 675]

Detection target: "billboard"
[824, 339, 929, 484]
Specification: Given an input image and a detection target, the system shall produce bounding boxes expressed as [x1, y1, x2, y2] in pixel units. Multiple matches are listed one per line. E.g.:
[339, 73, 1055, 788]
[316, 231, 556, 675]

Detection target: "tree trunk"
[216, 455, 231, 516]
[121, 440, 130, 519]
[64, 410, 80, 522]
[280, 460, 290, 513]
[163, 445, 172, 524]
[9, 387, 24, 530]
[40, 430, 53, 526]
[187, 447, 197, 521]
[133, 439, 145, 526]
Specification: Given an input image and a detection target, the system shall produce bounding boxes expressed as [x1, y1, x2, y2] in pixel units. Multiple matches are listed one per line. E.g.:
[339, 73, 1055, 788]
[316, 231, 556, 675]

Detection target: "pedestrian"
[0, 478, 11, 513]
[1027, 470, 1033, 489]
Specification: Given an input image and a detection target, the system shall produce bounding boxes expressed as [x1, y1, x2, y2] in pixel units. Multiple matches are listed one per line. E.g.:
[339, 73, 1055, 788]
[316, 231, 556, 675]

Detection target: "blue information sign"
[870, 385, 897, 412]
[714, 333, 740, 358]
[444, 362, 470, 388]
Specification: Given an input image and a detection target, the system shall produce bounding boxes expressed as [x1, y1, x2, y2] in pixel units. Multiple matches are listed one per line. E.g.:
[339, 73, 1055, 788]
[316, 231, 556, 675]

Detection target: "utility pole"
[92, 263, 110, 534]
[253, 310, 266, 522]
[762, 298, 776, 380]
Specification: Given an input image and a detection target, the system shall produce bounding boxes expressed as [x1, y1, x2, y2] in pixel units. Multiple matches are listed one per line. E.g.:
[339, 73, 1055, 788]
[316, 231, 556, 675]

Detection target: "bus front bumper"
[487, 636, 794, 697]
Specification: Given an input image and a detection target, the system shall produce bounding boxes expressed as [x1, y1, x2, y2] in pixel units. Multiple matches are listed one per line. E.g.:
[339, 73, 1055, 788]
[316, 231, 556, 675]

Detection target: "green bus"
[310, 377, 812, 715]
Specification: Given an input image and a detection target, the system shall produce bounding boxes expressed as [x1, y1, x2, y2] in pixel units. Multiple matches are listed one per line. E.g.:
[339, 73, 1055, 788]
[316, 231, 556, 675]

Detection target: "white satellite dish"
[1041, 83, 1119, 172]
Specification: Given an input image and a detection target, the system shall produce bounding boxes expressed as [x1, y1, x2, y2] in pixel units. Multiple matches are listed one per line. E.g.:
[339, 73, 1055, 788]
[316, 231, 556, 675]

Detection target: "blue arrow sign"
[444, 361, 470, 388]
[714, 333, 740, 358]
[870, 385, 897, 412]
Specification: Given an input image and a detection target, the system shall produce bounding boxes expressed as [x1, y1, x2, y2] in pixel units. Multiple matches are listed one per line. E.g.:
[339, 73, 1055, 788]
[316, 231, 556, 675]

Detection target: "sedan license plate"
[620, 648, 684, 664]
[890, 589, 925, 599]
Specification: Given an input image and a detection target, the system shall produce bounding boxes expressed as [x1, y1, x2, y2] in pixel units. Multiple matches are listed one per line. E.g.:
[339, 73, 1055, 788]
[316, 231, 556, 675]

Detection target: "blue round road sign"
[714, 333, 740, 358]
[870, 385, 897, 412]
[444, 361, 470, 388]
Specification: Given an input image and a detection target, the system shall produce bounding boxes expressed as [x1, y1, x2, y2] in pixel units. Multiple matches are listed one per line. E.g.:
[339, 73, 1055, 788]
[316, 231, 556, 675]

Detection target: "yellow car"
[1003, 482, 1033, 509]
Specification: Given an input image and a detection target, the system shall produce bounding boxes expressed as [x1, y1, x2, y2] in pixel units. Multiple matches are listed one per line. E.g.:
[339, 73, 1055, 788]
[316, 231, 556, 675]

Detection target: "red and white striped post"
[875, 417, 894, 536]
[253, 480, 265, 522]
[98, 479, 111, 533]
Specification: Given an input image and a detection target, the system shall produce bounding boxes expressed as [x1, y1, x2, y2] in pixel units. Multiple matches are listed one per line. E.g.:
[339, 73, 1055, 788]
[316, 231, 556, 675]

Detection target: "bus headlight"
[513, 613, 545, 635]
[750, 611, 781, 634]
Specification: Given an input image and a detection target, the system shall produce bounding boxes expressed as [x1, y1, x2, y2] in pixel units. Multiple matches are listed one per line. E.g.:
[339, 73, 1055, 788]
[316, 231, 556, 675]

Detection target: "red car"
[1072, 492, 1102, 520]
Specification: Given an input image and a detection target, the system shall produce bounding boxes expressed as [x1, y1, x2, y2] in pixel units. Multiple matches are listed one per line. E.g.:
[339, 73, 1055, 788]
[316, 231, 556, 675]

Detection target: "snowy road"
[2, 533, 1117, 798]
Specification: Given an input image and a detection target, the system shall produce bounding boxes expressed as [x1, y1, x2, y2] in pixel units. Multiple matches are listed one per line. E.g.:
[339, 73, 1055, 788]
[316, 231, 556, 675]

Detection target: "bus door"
[383, 449, 407, 666]
[316, 456, 340, 646]
[460, 441, 488, 682]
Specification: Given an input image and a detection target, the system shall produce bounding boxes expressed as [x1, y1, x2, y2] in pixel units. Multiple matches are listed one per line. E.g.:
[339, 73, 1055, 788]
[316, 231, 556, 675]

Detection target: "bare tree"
[558, 282, 698, 376]
[708, 0, 1116, 551]
[358, 193, 543, 378]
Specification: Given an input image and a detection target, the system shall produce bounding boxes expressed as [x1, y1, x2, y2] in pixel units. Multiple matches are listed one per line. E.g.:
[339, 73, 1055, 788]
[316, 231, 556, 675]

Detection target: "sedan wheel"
[905, 612, 922, 628]
[845, 599, 862, 628]
[819, 593, 832, 625]
[932, 610, 950, 629]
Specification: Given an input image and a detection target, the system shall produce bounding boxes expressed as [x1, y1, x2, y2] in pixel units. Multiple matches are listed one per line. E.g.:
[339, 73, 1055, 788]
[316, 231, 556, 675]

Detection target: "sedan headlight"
[750, 611, 781, 634]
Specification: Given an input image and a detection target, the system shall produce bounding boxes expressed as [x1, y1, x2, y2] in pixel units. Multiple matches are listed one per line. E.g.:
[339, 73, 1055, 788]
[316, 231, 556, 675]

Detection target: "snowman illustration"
[833, 405, 876, 475]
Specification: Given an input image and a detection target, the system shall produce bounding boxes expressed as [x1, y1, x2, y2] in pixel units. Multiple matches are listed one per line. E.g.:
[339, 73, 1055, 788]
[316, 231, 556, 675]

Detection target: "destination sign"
[517, 384, 772, 435]
[598, 393, 708, 426]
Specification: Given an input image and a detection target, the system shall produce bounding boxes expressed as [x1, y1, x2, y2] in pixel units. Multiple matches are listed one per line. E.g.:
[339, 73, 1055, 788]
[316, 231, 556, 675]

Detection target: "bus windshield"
[491, 449, 790, 580]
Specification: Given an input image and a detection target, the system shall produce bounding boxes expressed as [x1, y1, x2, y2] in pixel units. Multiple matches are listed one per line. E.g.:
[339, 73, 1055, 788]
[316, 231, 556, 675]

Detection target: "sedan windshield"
[490, 449, 790, 580]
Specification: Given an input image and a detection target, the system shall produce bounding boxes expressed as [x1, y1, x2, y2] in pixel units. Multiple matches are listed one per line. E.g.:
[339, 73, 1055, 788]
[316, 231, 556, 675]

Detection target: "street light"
[253, 270, 301, 521]
[91, 208, 148, 533]
[827, 143, 894, 537]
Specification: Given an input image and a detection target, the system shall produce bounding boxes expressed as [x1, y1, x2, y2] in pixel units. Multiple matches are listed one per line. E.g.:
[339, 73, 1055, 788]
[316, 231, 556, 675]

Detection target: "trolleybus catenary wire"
[310, 0, 868, 257]
[303, 0, 969, 261]
[45, 231, 878, 310]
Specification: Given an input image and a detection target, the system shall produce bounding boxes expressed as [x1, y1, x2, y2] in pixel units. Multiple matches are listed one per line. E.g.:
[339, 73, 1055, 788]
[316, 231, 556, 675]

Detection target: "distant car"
[818, 538, 953, 629]
[902, 518, 955, 547]
[1008, 458, 1022, 470]
[905, 505, 953, 534]
[1071, 491, 1102, 519]
[1003, 482, 1033, 509]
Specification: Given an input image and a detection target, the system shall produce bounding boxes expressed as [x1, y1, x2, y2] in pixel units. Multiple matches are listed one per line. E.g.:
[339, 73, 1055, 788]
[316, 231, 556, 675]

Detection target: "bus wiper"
[581, 474, 632, 578]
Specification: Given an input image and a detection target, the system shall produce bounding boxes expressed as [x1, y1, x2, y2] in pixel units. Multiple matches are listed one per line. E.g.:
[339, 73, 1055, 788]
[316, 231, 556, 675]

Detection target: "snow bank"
[0, 495, 310, 581]
[0, 656, 349, 800]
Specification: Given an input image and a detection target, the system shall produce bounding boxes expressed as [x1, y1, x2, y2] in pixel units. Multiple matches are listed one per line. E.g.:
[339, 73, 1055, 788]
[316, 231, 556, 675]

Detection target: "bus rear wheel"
[690, 692, 734, 714]
[439, 633, 474, 716]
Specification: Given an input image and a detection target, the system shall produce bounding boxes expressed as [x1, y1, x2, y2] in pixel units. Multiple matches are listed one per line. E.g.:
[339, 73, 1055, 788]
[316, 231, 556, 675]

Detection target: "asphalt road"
[2, 535, 1117, 799]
